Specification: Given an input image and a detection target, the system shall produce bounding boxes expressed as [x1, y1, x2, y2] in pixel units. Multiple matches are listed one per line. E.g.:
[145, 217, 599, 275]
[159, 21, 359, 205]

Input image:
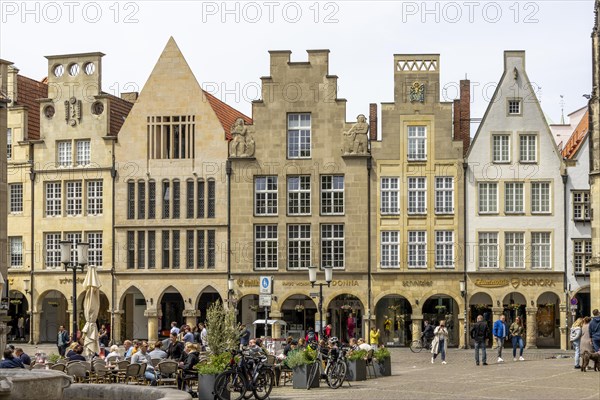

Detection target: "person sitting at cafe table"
[68, 345, 87, 362]
[177, 343, 200, 391]
[131, 341, 157, 385]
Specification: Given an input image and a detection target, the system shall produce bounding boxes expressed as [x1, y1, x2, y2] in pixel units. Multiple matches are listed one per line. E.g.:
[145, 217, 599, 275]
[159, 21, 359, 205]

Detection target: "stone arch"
[38, 290, 69, 342]
[157, 286, 185, 334]
[372, 290, 418, 311]
[422, 293, 461, 346]
[374, 294, 413, 346]
[536, 291, 561, 347]
[194, 284, 226, 307]
[279, 294, 317, 338]
[468, 292, 494, 325]
[196, 285, 223, 323]
[7, 290, 29, 341]
[326, 294, 365, 342]
[323, 290, 367, 310]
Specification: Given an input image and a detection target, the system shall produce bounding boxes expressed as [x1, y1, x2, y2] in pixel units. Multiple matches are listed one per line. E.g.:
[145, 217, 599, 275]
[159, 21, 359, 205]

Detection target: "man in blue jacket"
[0, 348, 24, 368]
[493, 314, 507, 363]
[590, 309, 600, 352]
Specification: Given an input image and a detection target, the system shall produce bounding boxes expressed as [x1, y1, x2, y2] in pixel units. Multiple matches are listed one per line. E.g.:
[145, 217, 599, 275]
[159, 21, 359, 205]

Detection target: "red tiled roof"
[202, 90, 252, 140]
[15, 75, 48, 140]
[562, 109, 589, 159]
[102, 93, 134, 136]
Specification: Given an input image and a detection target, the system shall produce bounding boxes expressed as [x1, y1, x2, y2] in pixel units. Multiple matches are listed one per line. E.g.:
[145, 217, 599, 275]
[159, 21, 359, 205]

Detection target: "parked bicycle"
[214, 349, 274, 400]
[410, 336, 432, 353]
[306, 337, 348, 390]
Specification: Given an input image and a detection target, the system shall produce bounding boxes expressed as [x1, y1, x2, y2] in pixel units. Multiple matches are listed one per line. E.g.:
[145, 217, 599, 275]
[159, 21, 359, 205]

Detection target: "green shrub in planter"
[196, 352, 231, 375]
[47, 353, 61, 363]
[373, 347, 392, 377]
[373, 347, 391, 362]
[347, 349, 368, 362]
[286, 348, 319, 389]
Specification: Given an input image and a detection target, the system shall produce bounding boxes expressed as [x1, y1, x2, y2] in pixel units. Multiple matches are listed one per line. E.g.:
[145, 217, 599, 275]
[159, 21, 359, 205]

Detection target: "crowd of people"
[570, 309, 600, 369]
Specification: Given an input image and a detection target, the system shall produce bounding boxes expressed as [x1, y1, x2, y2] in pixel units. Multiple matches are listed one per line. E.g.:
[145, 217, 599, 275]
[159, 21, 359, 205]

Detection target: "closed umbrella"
[82, 266, 101, 357]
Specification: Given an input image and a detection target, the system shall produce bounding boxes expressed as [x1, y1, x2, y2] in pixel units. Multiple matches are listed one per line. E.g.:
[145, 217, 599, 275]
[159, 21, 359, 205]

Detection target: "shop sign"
[402, 280, 433, 287]
[239, 279, 360, 288]
[59, 277, 84, 285]
[473, 279, 509, 288]
[473, 278, 556, 289]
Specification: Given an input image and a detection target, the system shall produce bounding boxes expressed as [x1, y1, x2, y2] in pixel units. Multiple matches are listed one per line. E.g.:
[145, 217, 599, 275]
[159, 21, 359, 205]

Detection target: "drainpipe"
[463, 161, 469, 349]
[110, 150, 117, 344]
[226, 160, 232, 299]
[367, 157, 372, 336]
[562, 173, 568, 350]
[28, 146, 35, 344]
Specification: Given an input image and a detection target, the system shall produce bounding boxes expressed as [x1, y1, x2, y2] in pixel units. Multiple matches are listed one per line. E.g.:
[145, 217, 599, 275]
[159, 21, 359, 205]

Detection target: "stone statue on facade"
[343, 114, 370, 155]
[229, 118, 255, 157]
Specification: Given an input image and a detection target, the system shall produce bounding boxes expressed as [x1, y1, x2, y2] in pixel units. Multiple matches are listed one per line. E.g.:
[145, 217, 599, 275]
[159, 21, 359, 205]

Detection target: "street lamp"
[308, 265, 333, 339]
[60, 240, 89, 343]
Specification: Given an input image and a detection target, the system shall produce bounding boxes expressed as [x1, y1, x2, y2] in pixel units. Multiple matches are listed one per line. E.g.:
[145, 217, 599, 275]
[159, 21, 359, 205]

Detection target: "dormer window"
[508, 99, 521, 115]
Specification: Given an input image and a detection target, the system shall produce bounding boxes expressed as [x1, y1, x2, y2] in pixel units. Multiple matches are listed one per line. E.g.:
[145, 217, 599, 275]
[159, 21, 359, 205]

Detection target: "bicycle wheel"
[327, 360, 347, 389]
[214, 370, 247, 400]
[252, 368, 275, 400]
[410, 340, 423, 353]
[306, 362, 320, 390]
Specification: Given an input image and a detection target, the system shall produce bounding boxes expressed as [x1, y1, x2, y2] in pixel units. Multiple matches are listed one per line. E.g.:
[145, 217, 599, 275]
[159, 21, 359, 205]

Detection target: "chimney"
[459, 79, 470, 155]
[369, 103, 378, 141]
[453, 99, 460, 141]
[121, 92, 139, 103]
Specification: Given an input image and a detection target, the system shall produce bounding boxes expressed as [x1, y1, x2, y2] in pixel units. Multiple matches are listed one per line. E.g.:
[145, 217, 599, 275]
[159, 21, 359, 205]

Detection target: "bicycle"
[214, 349, 275, 400]
[410, 337, 432, 353]
[306, 343, 348, 390]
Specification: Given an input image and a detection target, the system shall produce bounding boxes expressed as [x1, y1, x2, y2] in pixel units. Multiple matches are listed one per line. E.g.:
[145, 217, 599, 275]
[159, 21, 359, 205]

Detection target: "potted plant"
[345, 349, 367, 381]
[195, 301, 239, 400]
[373, 347, 391, 377]
[287, 346, 319, 389]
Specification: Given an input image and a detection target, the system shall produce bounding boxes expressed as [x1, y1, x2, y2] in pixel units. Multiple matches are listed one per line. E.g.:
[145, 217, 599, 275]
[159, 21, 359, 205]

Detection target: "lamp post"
[308, 265, 333, 339]
[460, 280, 467, 349]
[60, 240, 89, 344]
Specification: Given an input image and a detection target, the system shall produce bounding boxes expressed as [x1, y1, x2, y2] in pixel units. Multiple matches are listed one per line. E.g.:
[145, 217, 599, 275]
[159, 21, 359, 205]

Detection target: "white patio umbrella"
[82, 266, 101, 357]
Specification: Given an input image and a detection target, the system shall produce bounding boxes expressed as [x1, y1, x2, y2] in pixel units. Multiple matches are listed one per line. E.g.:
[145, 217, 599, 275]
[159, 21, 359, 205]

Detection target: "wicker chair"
[151, 358, 162, 368]
[51, 363, 67, 373]
[122, 363, 141, 384]
[91, 363, 111, 383]
[67, 362, 89, 383]
[156, 360, 178, 387]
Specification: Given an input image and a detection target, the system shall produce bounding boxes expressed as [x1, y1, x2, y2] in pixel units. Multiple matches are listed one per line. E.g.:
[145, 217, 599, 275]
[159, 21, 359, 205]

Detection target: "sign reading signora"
[473, 278, 556, 289]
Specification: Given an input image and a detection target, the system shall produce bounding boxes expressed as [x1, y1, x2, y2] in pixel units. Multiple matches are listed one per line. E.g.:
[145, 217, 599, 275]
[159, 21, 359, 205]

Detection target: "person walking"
[493, 314, 508, 363]
[570, 318, 584, 369]
[422, 320, 435, 349]
[57, 325, 70, 357]
[470, 315, 489, 366]
[589, 309, 600, 352]
[431, 320, 449, 364]
[509, 316, 525, 361]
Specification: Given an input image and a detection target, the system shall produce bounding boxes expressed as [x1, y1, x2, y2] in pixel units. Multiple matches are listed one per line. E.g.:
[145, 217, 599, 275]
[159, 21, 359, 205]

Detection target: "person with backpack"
[305, 327, 318, 344]
[470, 314, 489, 366]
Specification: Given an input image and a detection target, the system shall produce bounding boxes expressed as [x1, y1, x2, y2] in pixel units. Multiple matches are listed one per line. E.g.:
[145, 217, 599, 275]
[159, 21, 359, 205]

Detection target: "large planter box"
[374, 358, 392, 377]
[292, 364, 320, 389]
[198, 373, 229, 400]
[346, 359, 367, 381]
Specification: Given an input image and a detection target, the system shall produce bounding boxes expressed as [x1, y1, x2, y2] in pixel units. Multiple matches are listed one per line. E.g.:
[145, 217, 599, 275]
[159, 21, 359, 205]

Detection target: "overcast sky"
[0, 0, 594, 131]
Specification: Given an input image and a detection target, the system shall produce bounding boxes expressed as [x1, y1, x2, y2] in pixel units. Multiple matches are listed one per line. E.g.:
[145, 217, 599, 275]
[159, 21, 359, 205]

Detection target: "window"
[186, 230, 194, 269]
[574, 239, 592, 275]
[147, 115, 196, 159]
[127, 231, 135, 269]
[197, 230, 205, 269]
[505, 232, 524, 269]
[172, 181, 180, 219]
[208, 230, 216, 269]
[573, 191, 591, 221]
[45, 182, 62, 216]
[321, 176, 344, 215]
[45, 233, 61, 268]
[148, 181, 156, 219]
[380, 231, 399, 268]
[407, 231, 427, 268]
[479, 232, 498, 269]
[9, 237, 22, 267]
[137, 181, 145, 219]
[87, 232, 103, 267]
[531, 182, 550, 213]
[380, 178, 399, 215]
[435, 177, 453, 214]
[162, 231, 170, 269]
[65, 233, 82, 265]
[435, 231, 454, 268]
[148, 231, 156, 269]
[321, 224, 344, 269]
[505, 182, 524, 213]
[408, 177, 426, 214]
[255, 176, 278, 215]
[208, 180, 215, 218]
[508, 99, 521, 115]
[287, 113, 311, 158]
[288, 225, 311, 269]
[478, 182, 498, 213]
[7, 128, 12, 159]
[137, 231, 145, 269]
[531, 232, 551, 269]
[172, 230, 180, 269]
[87, 180, 103, 215]
[127, 181, 135, 219]
[186, 181, 194, 219]
[288, 176, 311, 215]
[407, 126, 426, 160]
[9, 183, 23, 213]
[66, 181, 82, 216]
[519, 135, 536, 162]
[75, 140, 90, 166]
[197, 180, 205, 218]
[57, 141, 72, 166]
[255, 225, 278, 270]
[162, 181, 170, 219]
[492, 135, 510, 162]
